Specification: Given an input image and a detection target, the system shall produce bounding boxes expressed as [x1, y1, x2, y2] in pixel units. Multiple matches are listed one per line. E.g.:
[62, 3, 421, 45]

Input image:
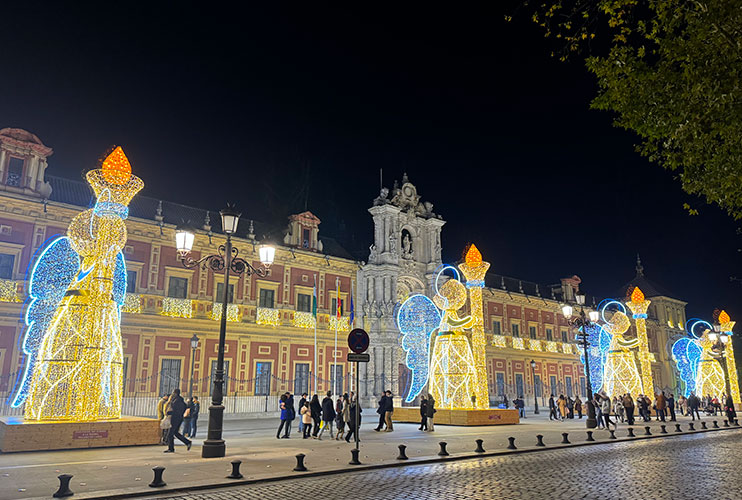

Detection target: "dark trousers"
[690, 407, 701, 420]
[277, 419, 292, 437]
[626, 407, 635, 425]
[549, 408, 557, 420]
[191, 416, 198, 436]
[577, 408, 582, 419]
[345, 422, 358, 442]
[419, 415, 427, 430]
[657, 409, 666, 422]
[603, 414, 614, 428]
[303, 422, 311, 438]
[669, 407, 676, 421]
[312, 416, 321, 436]
[167, 419, 191, 451]
[183, 418, 193, 437]
[376, 412, 386, 430]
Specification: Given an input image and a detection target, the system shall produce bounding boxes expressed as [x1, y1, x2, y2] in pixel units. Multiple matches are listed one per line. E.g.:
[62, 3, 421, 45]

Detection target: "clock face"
[403, 185, 415, 198]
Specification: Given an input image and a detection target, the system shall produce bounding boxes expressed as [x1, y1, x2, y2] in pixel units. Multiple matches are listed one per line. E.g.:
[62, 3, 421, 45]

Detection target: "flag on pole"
[336, 296, 342, 319]
[349, 293, 354, 327]
[312, 280, 317, 318]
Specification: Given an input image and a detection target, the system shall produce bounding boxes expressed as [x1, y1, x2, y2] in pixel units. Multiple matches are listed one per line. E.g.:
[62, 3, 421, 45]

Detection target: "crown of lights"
[87, 147, 144, 207]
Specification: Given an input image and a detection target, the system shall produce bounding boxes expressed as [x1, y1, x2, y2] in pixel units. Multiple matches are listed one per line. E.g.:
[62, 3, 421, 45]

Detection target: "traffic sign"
[347, 328, 370, 354]
[347, 353, 370, 363]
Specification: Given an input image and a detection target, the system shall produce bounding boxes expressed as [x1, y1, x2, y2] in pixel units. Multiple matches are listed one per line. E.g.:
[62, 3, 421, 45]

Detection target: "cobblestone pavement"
[153, 430, 742, 500]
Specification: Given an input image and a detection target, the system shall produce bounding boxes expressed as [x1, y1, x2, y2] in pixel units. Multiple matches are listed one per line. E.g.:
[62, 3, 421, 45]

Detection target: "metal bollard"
[701, 422, 707, 430]
[689, 422, 695, 430]
[535, 434, 546, 447]
[227, 460, 243, 479]
[52, 474, 74, 498]
[149, 466, 166, 488]
[349, 448, 361, 465]
[293, 453, 308, 471]
[608, 429, 617, 439]
[438, 441, 450, 456]
[561, 433, 570, 444]
[735, 419, 739, 426]
[397, 445, 409, 460]
[713, 420, 719, 428]
[660, 424, 668, 434]
[644, 426, 652, 436]
[724, 420, 730, 427]
[627, 427, 635, 437]
[585, 431, 594, 442]
[675, 423, 682, 432]
[475, 439, 485, 453]
[506, 437, 517, 450]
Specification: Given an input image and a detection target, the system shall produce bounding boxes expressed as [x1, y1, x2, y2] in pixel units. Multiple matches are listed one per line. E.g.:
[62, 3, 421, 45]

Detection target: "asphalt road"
[153, 429, 741, 500]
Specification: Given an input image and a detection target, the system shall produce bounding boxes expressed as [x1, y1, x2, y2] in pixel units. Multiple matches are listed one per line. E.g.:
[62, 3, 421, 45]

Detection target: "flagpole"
[350, 279, 354, 393]
[333, 276, 339, 397]
[313, 274, 318, 396]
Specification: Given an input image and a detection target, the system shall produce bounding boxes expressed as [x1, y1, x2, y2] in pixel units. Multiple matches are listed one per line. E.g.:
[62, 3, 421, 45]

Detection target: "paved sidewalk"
[0, 411, 734, 499]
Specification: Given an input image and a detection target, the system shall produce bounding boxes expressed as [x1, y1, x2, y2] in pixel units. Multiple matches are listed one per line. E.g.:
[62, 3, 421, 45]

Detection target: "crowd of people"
[278, 390, 363, 442]
[156, 389, 200, 453]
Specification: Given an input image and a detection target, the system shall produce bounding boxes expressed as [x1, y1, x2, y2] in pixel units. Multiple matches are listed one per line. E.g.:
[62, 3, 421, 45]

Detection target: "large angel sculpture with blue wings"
[11, 147, 143, 421]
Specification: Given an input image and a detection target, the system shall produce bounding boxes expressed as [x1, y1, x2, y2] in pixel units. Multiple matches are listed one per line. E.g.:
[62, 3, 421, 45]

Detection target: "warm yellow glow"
[0, 279, 21, 302]
[122, 293, 141, 313]
[529, 339, 542, 351]
[464, 243, 482, 265]
[512, 337, 525, 350]
[25, 147, 143, 421]
[602, 310, 642, 399]
[329, 315, 350, 331]
[211, 303, 241, 322]
[625, 292, 655, 396]
[726, 340, 740, 404]
[561, 343, 573, 354]
[293, 311, 316, 329]
[696, 331, 727, 398]
[545, 341, 558, 353]
[719, 310, 731, 324]
[630, 286, 645, 304]
[161, 297, 193, 318]
[492, 335, 507, 347]
[256, 307, 281, 326]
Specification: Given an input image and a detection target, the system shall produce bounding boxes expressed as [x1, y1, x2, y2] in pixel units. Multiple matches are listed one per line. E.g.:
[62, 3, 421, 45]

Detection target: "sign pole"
[355, 359, 360, 451]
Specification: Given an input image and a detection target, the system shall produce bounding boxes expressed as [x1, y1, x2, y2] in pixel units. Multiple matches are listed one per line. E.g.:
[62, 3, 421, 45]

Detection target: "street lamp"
[175, 205, 275, 458]
[530, 359, 539, 414]
[561, 292, 599, 429]
[189, 334, 199, 398]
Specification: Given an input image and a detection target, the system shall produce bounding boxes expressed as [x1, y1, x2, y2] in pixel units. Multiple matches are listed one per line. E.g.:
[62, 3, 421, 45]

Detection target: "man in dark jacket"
[297, 392, 307, 435]
[426, 394, 436, 431]
[667, 393, 676, 421]
[383, 390, 394, 432]
[164, 388, 192, 453]
[548, 394, 557, 421]
[317, 391, 336, 440]
[374, 392, 387, 431]
[345, 395, 362, 443]
[419, 396, 428, 431]
[190, 396, 200, 437]
[688, 392, 701, 420]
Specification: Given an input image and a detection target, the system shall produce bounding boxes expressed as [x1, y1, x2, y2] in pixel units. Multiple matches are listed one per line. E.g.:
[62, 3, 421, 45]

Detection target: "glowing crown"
[86, 147, 144, 206]
[630, 287, 645, 304]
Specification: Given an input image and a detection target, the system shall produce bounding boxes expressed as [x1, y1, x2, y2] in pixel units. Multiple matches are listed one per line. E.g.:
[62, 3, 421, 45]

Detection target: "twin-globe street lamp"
[175, 205, 275, 458]
[561, 293, 600, 429]
[529, 359, 539, 414]
[189, 333, 199, 398]
[709, 323, 733, 399]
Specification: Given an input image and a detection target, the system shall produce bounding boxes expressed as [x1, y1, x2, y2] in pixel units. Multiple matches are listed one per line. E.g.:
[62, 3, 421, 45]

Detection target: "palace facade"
[0, 128, 688, 412]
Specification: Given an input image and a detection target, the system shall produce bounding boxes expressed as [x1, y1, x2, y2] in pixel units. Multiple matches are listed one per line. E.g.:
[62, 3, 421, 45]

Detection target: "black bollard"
[475, 439, 485, 453]
[535, 434, 546, 447]
[227, 460, 243, 479]
[608, 429, 617, 439]
[438, 441, 450, 456]
[675, 423, 682, 432]
[293, 453, 308, 471]
[724, 420, 730, 427]
[149, 466, 166, 488]
[689, 422, 695, 430]
[506, 437, 517, 450]
[701, 422, 707, 430]
[52, 474, 74, 498]
[586, 431, 594, 442]
[735, 419, 739, 426]
[627, 427, 635, 437]
[644, 426, 652, 436]
[561, 433, 570, 444]
[349, 448, 361, 465]
[713, 420, 719, 428]
[660, 425, 668, 434]
[397, 445, 409, 460]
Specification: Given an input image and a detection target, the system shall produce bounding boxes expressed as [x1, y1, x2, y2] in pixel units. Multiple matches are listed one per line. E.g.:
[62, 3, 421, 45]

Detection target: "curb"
[61, 425, 742, 500]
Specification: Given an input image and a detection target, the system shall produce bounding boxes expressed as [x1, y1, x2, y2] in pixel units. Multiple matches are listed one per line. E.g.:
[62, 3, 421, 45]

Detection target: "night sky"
[1, 3, 740, 322]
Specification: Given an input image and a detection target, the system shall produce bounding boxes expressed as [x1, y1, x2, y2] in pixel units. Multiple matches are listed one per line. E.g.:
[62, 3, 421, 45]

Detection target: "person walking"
[567, 396, 574, 419]
[335, 395, 345, 440]
[157, 394, 170, 445]
[688, 392, 701, 420]
[623, 393, 635, 425]
[297, 392, 307, 435]
[548, 394, 558, 421]
[317, 391, 336, 440]
[345, 394, 362, 443]
[667, 393, 676, 422]
[419, 395, 428, 431]
[183, 397, 194, 438]
[575, 396, 583, 419]
[300, 401, 312, 439]
[601, 394, 615, 429]
[375, 392, 388, 432]
[383, 390, 394, 431]
[725, 394, 736, 422]
[310, 394, 322, 437]
[189, 396, 200, 437]
[516, 396, 526, 419]
[164, 388, 192, 453]
[594, 393, 604, 429]
[655, 392, 667, 422]
[613, 397, 625, 423]
[285, 392, 295, 438]
[426, 394, 436, 431]
[277, 394, 289, 439]
[557, 395, 567, 421]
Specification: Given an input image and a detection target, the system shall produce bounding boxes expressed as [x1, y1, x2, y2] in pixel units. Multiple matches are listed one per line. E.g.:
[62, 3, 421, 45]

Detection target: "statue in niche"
[369, 244, 377, 262]
[388, 233, 396, 254]
[402, 230, 413, 259]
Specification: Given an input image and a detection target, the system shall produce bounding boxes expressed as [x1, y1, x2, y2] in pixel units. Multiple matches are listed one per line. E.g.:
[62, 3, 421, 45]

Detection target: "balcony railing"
[0, 279, 21, 303]
[161, 297, 193, 318]
[122, 293, 142, 313]
[212, 303, 241, 322]
[293, 311, 316, 329]
[528, 339, 542, 351]
[328, 315, 350, 332]
[256, 307, 281, 326]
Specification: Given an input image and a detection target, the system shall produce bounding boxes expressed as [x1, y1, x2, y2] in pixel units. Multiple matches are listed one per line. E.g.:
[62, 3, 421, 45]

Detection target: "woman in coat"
[557, 395, 567, 420]
[419, 395, 428, 431]
[300, 402, 312, 439]
[335, 396, 345, 440]
[310, 394, 322, 437]
[426, 394, 436, 431]
[277, 394, 289, 439]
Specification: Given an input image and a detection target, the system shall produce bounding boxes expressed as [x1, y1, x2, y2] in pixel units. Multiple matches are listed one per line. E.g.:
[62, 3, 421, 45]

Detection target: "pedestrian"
[688, 392, 701, 420]
[310, 394, 322, 437]
[725, 394, 736, 422]
[190, 396, 200, 437]
[557, 395, 567, 421]
[515, 396, 525, 418]
[285, 392, 295, 438]
[342, 392, 352, 434]
[575, 396, 583, 419]
[601, 393, 615, 429]
[613, 397, 625, 423]
[183, 396, 194, 437]
[317, 391, 336, 440]
[503, 394, 509, 409]
[157, 394, 170, 445]
[345, 394, 362, 443]
[567, 396, 574, 419]
[623, 393, 635, 425]
[383, 390, 394, 431]
[335, 395, 345, 440]
[375, 392, 387, 431]
[277, 394, 290, 439]
[426, 393, 436, 431]
[594, 393, 604, 429]
[680, 395, 688, 416]
[667, 393, 676, 422]
[300, 401, 312, 439]
[548, 394, 558, 421]
[164, 388, 192, 453]
[419, 395, 428, 431]
[297, 392, 307, 435]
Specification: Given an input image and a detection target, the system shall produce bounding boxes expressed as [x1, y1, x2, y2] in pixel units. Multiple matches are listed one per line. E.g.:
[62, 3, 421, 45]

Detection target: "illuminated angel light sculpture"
[397, 263, 483, 409]
[673, 311, 739, 403]
[625, 287, 655, 396]
[11, 147, 143, 421]
[600, 300, 642, 399]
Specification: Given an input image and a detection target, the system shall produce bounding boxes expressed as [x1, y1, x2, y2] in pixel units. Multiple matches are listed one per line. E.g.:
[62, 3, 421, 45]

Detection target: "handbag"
[160, 416, 172, 429]
[184, 408, 191, 418]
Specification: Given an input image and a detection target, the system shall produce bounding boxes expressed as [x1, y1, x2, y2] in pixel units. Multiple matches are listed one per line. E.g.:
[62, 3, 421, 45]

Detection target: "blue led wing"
[397, 294, 441, 403]
[11, 236, 79, 407]
[579, 323, 607, 395]
[112, 251, 127, 306]
[672, 337, 702, 397]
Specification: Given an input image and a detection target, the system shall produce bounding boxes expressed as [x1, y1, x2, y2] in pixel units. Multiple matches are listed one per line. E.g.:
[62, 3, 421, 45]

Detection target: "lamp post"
[175, 205, 275, 458]
[561, 293, 600, 429]
[710, 324, 733, 399]
[189, 334, 199, 398]
[530, 359, 539, 414]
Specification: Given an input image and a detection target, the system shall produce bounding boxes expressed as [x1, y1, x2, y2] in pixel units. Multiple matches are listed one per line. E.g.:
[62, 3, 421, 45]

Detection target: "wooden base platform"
[392, 407, 519, 426]
[0, 416, 161, 452]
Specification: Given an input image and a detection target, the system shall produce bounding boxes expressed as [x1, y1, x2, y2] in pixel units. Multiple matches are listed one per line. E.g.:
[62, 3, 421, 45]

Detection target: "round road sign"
[347, 328, 370, 354]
